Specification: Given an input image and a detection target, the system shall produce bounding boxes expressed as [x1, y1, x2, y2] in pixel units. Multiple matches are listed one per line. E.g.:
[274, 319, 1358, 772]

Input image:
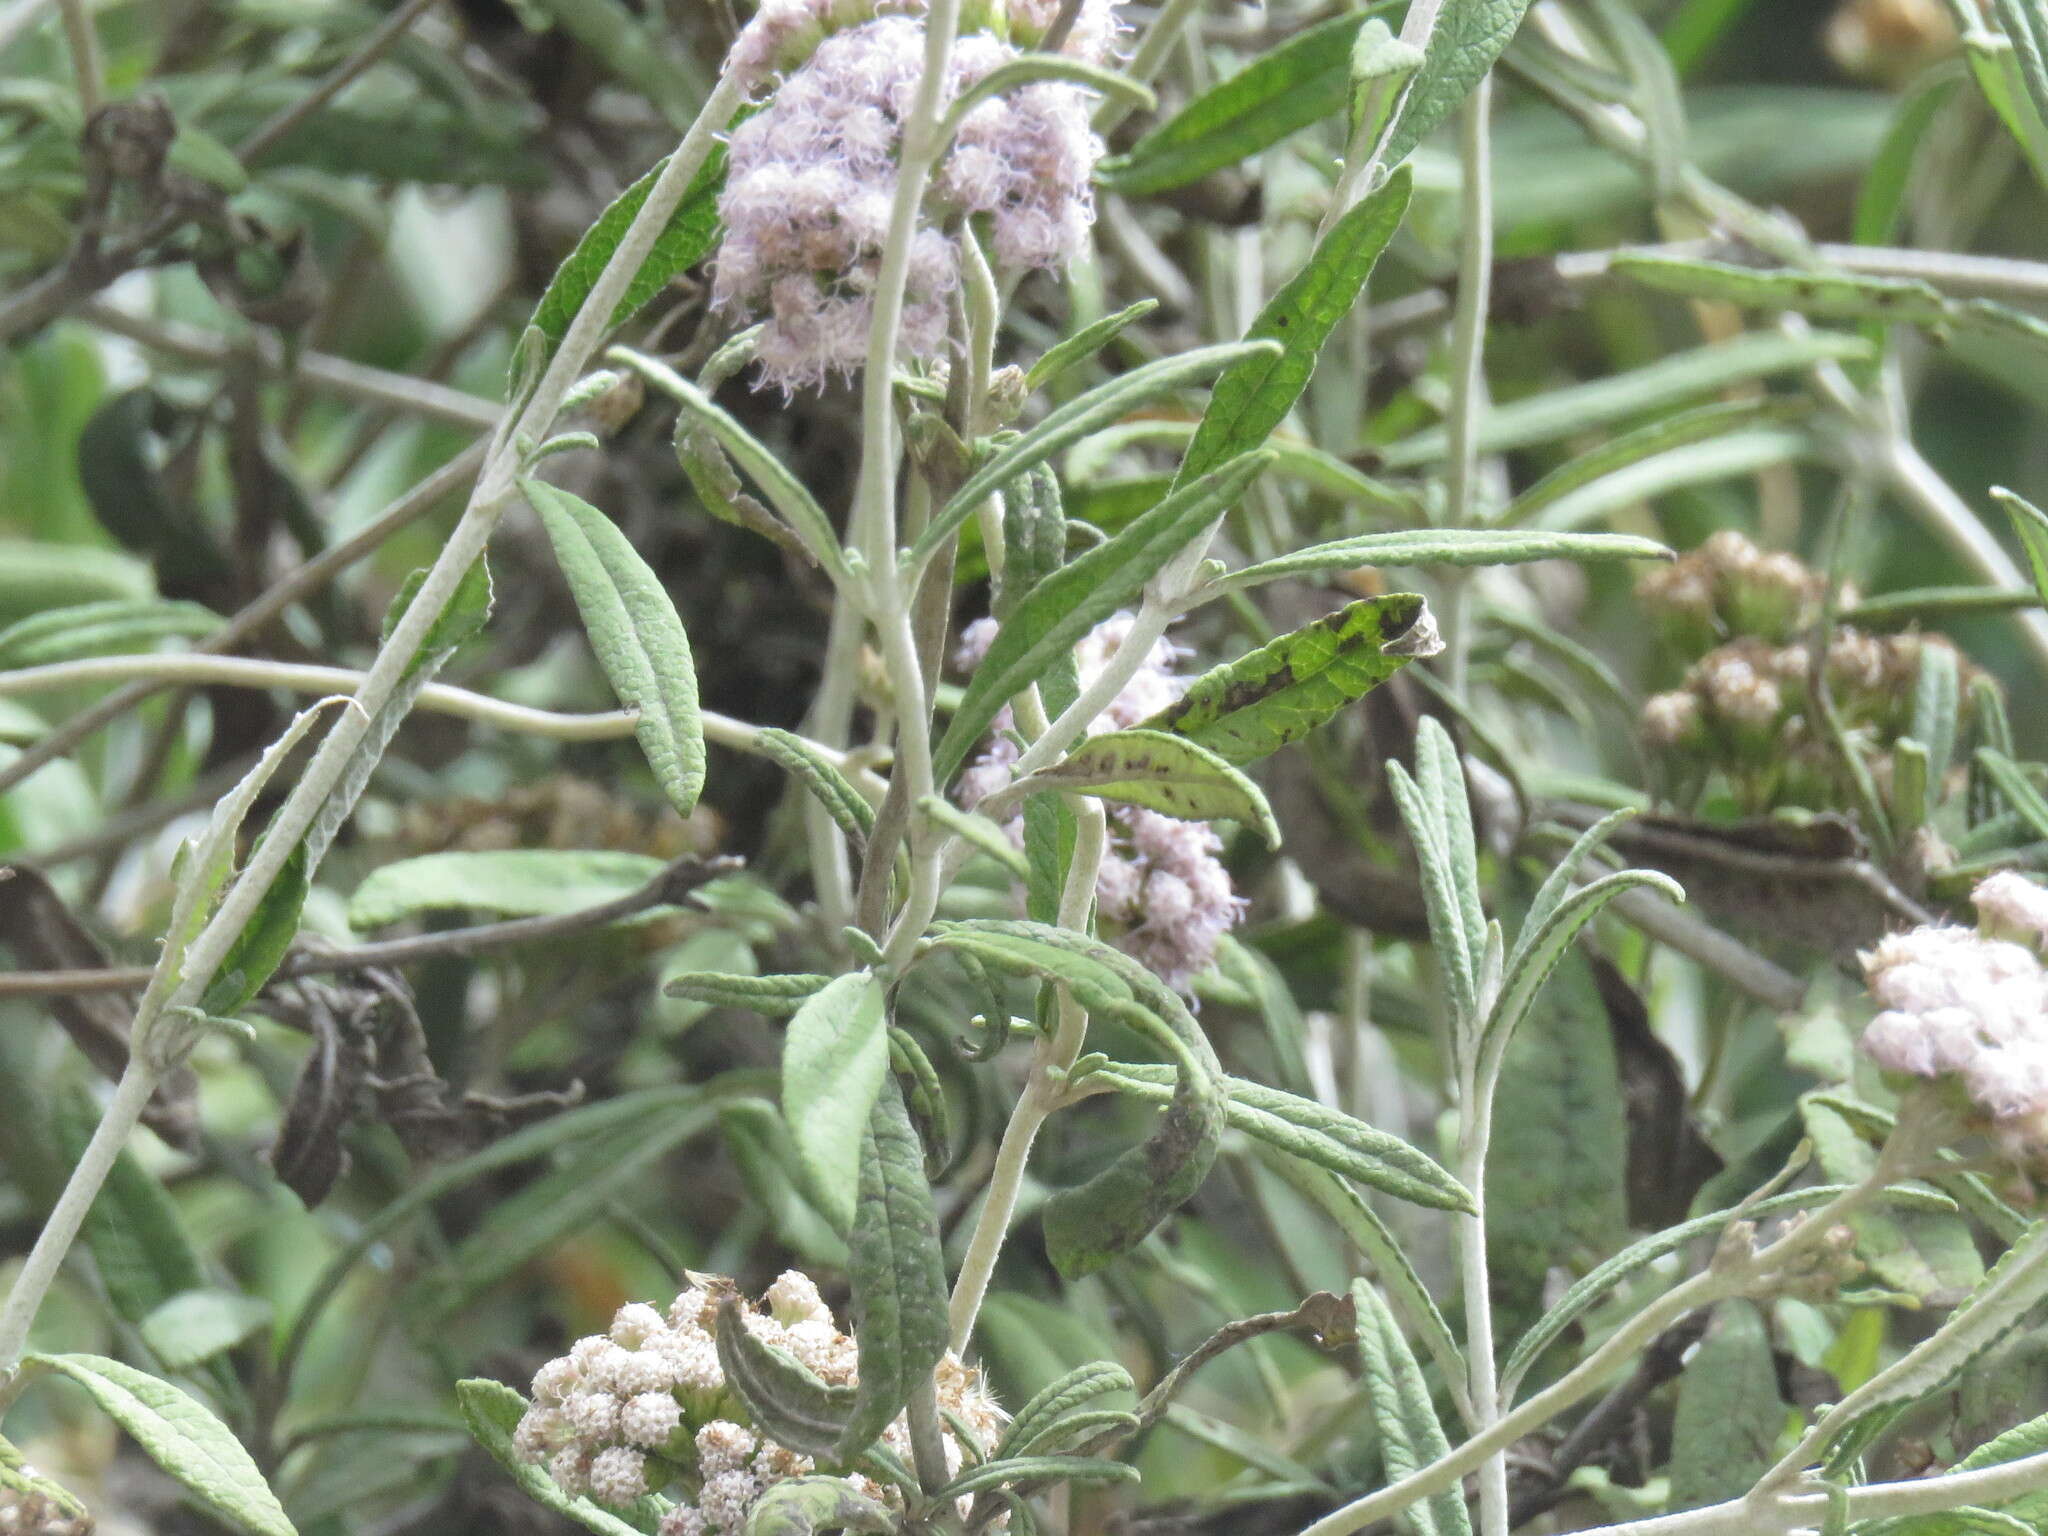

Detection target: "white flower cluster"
[956, 613, 1247, 990]
[1858, 873, 2048, 1155]
[714, 0, 1119, 391]
[513, 1271, 1003, 1534]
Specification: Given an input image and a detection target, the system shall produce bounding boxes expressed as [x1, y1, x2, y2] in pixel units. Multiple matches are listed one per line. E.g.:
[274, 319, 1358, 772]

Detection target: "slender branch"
[1318, 0, 1446, 235]
[0, 857, 742, 999]
[236, 0, 439, 166]
[1092, 0, 1204, 135]
[0, 440, 488, 801]
[56, 0, 99, 116]
[79, 301, 501, 429]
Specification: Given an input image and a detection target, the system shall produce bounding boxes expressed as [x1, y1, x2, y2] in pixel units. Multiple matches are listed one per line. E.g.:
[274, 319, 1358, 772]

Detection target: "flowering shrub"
[11, 5, 2048, 1536]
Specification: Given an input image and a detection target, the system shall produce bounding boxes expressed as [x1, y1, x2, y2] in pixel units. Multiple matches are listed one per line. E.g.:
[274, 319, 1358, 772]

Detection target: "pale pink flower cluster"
[1858, 874, 2048, 1155]
[956, 613, 1248, 990]
[512, 1271, 1003, 1534]
[713, 0, 1118, 390]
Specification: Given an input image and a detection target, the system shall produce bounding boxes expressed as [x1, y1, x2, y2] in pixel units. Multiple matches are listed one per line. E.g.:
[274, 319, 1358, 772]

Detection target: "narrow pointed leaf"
[1993, 487, 2048, 609]
[1142, 594, 1440, 764]
[0, 598, 218, 667]
[1349, 1282, 1471, 1536]
[1223, 528, 1670, 590]
[1377, 0, 1533, 169]
[744, 1476, 897, 1535]
[140, 1289, 274, 1371]
[25, 1353, 296, 1536]
[1176, 169, 1411, 488]
[524, 478, 703, 816]
[934, 450, 1275, 783]
[781, 972, 889, 1235]
[715, 1291, 859, 1457]
[937, 1456, 1139, 1497]
[996, 1362, 1137, 1460]
[912, 342, 1279, 571]
[1026, 299, 1159, 391]
[757, 727, 875, 849]
[835, 1077, 950, 1461]
[665, 971, 834, 1015]
[1012, 728, 1279, 846]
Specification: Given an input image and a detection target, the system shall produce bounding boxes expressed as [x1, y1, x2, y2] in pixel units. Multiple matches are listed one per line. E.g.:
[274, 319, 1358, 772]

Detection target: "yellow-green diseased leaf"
[0, 598, 219, 667]
[744, 1477, 896, 1536]
[0, 1432, 90, 1523]
[1993, 488, 2048, 610]
[1224, 528, 1670, 591]
[140, 1289, 274, 1371]
[1176, 169, 1411, 489]
[665, 969, 830, 1017]
[714, 1291, 857, 1458]
[1667, 1301, 1787, 1512]
[1802, 1097, 1984, 1304]
[527, 144, 725, 354]
[1379, 331, 1874, 467]
[782, 972, 889, 1234]
[1349, 1280, 1471, 1536]
[911, 341, 1279, 571]
[24, 1353, 295, 1536]
[1086, 1062, 1473, 1213]
[757, 728, 875, 849]
[349, 848, 666, 928]
[201, 841, 308, 1016]
[1097, 6, 1398, 195]
[1025, 299, 1158, 391]
[523, 479, 705, 816]
[934, 450, 1275, 783]
[1013, 729, 1280, 847]
[835, 1079, 950, 1460]
[455, 1379, 661, 1536]
[380, 557, 494, 679]
[1613, 254, 2048, 353]
[1143, 594, 1440, 765]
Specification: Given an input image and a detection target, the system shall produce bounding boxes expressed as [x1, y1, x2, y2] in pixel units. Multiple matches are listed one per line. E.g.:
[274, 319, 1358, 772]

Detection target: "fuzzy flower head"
[714, 0, 1118, 391]
[1856, 876, 2048, 1163]
[513, 1272, 1004, 1536]
[954, 612, 1247, 990]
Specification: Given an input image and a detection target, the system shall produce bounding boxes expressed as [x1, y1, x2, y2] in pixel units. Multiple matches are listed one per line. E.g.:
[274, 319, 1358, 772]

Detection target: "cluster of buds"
[1634, 534, 1987, 813]
[956, 614, 1246, 991]
[1858, 873, 2048, 1163]
[714, 0, 1119, 391]
[513, 1271, 1003, 1534]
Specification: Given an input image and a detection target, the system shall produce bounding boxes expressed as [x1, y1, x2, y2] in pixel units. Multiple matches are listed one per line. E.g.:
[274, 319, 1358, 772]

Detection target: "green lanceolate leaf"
[56, 1087, 207, 1328]
[456, 1379, 659, 1536]
[1011, 728, 1280, 847]
[1097, 7, 1397, 195]
[200, 841, 309, 1016]
[1087, 1061, 1472, 1213]
[782, 971, 890, 1234]
[1222, 528, 1670, 591]
[527, 144, 726, 355]
[1025, 299, 1159, 392]
[1176, 168, 1411, 488]
[1993, 488, 2048, 610]
[1141, 594, 1440, 765]
[998, 463, 1070, 624]
[664, 970, 834, 1015]
[834, 1078, 950, 1461]
[24, 1353, 295, 1536]
[1377, 0, 1533, 168]
[920, 795, 1031, 877]
[0, 597, 218, 667]
[1613, 253, 2048, 354]
[934, 450, 1274, 783]
[381, 556, 494, 678]
[350, 848, 668, 927]
[743, 1476, 896, 1536]
[1349, 1281, 1471, 1536]
[912, 342, 1279, 571]
[1378, 331, 1872, 467]
[995, 1362, 1137, 1460]
[715, 1291, 859, 1459]
[139, 1289, 274, 1371]
[523, 478, 705, 817]
[756, 727, 876, 849]
[937, 1456, 1140, 1497]
[1667, 1301, 1787, 1512]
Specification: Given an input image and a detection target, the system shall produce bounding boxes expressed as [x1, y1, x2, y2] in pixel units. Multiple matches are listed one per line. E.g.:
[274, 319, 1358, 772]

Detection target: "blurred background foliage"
[4, 0, 2048, 1533]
